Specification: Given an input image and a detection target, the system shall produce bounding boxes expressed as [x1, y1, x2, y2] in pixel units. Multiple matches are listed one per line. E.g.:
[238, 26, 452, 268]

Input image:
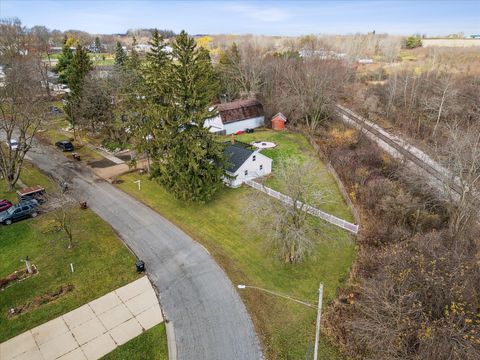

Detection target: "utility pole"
[313, 283, 324, 360]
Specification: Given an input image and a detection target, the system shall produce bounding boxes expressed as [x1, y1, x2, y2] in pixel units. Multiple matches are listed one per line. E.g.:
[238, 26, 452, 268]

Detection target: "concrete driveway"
[21, 141, 262, 360]
[0, 277, 163, 360]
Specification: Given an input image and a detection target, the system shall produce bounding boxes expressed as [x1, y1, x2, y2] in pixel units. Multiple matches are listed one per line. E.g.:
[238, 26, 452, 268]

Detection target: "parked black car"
[55, 140, 74, 152]
[49, 106, 62, 115]
[0, 200, 39, 225]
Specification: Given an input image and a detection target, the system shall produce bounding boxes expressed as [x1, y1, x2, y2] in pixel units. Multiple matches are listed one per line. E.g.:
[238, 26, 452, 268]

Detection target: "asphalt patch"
[88, 158, 117, 168]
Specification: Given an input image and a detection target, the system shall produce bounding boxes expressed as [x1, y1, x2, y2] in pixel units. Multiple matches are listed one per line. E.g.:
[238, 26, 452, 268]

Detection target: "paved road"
[16, 140, 262, 360]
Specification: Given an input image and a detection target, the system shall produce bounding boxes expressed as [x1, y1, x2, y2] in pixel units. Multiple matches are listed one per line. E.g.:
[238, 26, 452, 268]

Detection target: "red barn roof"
[217, 99, 264, 124]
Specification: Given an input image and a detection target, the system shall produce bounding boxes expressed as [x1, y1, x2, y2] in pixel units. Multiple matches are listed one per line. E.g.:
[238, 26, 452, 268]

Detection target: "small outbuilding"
[223, 142, 272, 187]
[271, 112, 287, 130]
[205, 99, 265, 135]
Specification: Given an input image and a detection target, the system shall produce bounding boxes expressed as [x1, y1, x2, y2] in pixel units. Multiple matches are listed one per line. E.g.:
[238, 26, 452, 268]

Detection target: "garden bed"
[7, 284, 74, 318]
[0, 266, 38, 291]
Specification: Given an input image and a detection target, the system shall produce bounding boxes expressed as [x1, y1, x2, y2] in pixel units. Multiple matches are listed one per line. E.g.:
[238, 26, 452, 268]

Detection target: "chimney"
[230, 134, 235, 144]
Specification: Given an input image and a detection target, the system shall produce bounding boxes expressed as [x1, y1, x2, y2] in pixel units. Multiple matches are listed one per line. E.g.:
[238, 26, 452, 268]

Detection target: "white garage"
[205, 99, 265, 135]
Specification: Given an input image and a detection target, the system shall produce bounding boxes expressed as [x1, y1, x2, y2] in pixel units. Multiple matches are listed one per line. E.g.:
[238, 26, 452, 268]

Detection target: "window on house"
[252, 155, 256, 161]
[259, 165, 263, 170]
[244, 170, 248, 176]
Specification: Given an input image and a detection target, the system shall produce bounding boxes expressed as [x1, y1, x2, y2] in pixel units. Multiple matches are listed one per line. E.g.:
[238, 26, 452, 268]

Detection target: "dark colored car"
[49, 106, 63, 115]
[0, 200, 38, 225]
[55, 140, 74, 152]
[0, 199, 13, 213]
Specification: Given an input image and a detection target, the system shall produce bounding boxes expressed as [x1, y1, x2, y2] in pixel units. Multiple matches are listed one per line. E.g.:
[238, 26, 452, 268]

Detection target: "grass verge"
[36, 101, 105, 163]
[229, 130, 354, 220]
[101, 323, 168, 360]
[117, 130, 355, 359]
[0, 167, 140, 342]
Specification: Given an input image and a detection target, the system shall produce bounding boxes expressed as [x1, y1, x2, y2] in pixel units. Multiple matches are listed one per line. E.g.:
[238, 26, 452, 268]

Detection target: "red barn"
[271, 112, 287, 130]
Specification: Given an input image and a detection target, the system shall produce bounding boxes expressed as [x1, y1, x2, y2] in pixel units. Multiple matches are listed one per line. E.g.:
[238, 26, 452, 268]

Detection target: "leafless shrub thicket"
[217, 41, 353, 131]
[359, 68, 480, 143]
[264, 57, 352, 132]
[317, 124, 480, 359]
[436, 123, 480, 240]
[314, 34, 403, 62]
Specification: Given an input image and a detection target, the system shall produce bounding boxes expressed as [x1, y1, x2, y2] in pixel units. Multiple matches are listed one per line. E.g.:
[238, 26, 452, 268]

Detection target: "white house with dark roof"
[223, 142, 272, 187]
[205, 99, 265, 135]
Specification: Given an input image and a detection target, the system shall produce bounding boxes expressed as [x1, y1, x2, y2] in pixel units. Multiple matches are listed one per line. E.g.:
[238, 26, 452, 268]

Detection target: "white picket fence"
[245, 180, 359, 234]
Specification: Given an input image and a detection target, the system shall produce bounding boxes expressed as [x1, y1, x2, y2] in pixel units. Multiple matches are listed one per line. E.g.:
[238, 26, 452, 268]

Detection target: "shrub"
[405, 36, 422, 49]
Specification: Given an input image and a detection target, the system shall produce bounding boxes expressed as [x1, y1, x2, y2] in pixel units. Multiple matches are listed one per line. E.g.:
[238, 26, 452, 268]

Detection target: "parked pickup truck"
[17, 185, 46, 204]
[0, 199, 39, 225]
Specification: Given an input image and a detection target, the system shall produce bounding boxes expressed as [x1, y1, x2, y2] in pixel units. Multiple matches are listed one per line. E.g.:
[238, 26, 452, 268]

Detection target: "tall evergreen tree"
[114, 41, 126, 66]
[143, 29, 169, 102]
[127, 36, 140, 70]
[64, 45, 93, 137]
[124, 29, 169, 172]
[146, 29, 168, 68]
[149, 31, 224, 202]
[55, 44, 73, 84]
[94, 36, 102, 52]
[67, 45, 93, 94]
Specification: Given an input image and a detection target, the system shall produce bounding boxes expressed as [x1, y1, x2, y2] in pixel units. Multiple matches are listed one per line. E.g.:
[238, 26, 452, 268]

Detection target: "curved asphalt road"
[23, 142, 263, 360]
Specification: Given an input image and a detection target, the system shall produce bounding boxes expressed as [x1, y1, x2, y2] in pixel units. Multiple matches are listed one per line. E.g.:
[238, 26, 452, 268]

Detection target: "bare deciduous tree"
[247, 157, 328, 263]
[41, 187, 79, 249]
[273, 58, 351, 132]
[219, 41, 267, 99]
[438, 122, 480, 239]
[0, 19, 47, 190]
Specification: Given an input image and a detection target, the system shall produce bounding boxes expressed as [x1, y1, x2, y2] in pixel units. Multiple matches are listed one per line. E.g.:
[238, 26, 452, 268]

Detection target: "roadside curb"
[166, 320, 177, 360]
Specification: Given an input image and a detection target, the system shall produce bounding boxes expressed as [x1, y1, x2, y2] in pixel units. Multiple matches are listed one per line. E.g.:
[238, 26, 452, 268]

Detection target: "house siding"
[204, 116, 224, 133]
[225, 151, 272, 187]
[223, 116, 265, 135]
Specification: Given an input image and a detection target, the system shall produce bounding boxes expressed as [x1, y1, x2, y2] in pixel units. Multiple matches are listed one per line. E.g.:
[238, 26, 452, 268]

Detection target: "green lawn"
[229, 130, 354, 221]
[101, 323, 168, 360]
[88, 53, 115, 67]
[37, 102, 105, 163]
[117, 130, 356, 359]
[1, 160, 56, 203]
[0, 167, 140, 342]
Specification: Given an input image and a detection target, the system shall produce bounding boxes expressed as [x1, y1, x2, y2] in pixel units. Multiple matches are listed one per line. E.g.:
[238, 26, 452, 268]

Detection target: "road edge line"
[166, 320, 177, 360]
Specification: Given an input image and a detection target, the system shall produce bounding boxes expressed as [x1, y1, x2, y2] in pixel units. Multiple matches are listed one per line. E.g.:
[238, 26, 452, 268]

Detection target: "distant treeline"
[126, 28, 176, 39]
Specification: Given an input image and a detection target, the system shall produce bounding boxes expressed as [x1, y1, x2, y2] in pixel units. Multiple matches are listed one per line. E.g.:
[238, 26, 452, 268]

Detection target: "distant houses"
[299, 49, 347, 59]
[205, 99, 265, 135]
[133, 44, 173, 54]
[49, 46, 77, 54]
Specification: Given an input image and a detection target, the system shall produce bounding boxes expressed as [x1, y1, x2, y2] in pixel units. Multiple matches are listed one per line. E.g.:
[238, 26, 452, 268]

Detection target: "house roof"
[223, 144, 254, 173]
[271, 112, 287, 122]
[217, 99, 264, 124]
